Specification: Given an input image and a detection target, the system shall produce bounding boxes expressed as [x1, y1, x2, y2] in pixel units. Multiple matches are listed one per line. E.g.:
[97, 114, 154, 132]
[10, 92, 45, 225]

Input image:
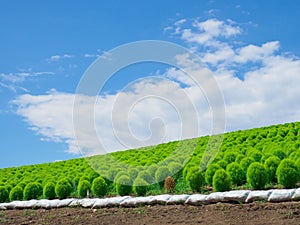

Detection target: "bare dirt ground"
[1, 202, 300, 225]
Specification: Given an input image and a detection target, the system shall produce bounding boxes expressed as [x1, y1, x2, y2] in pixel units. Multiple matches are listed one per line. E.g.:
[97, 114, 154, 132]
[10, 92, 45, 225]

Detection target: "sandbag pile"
[0, 188, 299, 210]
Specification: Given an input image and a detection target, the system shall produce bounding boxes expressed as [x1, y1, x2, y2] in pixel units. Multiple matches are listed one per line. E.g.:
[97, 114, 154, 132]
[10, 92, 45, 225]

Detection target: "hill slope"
[0, 122, 300, 202]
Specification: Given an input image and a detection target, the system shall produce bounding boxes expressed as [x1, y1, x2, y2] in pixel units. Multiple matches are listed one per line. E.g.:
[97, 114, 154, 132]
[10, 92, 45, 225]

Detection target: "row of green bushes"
[0, 176, 108, 202]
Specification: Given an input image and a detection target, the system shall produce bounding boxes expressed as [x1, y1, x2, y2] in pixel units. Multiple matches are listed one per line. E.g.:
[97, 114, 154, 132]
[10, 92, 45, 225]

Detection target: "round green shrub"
[205, 163, 221, 186]
[224, 152, 238, 164]
[264, 156, 280, 183]
[146, 165, 157, 178]
[240, 157, 255, 173]
[212, 169, 231, 192]
[115, 175, 132, 196]
[235, 154, 245, 163]
[128, 168, 139, 180]
[43, 182, 56, 199]
[23, 182, 43, 200]
[72, 175, 81, 187]
[55, 179, 72, 199]
[168, 162, 182, 178]
[295, 158, 300, 175]
[155, 166, 171, 186]
[226, 162, 245, 186]
[272, 149, 286, 160]
[217, 160, 228, 169]
[88, 171, 99, 183]
[17, 182, 27, 189]
[247, 149, 262, 162]
[9, 186, 23, 201]
[276, 159, 298, 188]
[133, 178, 149, 196]
[0, 186, 9, 202]
[247, 162, 267, 189]
[79, 175, 90, 183]
[113, 171, 129, 184]
[5, 184, 12, 193]
[187, 171, 205, 192]
[137, 170, 153, 184]
[91, 177, 108, 197]
[77, 180, 91, 198]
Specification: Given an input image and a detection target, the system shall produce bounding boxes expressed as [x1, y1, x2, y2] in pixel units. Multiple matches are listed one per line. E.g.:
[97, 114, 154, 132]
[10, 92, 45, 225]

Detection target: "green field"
[0, 122, 300, 202]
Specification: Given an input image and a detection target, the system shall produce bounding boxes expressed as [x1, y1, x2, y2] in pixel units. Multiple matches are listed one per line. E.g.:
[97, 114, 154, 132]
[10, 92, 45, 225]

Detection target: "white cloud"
[12, 18, 300, 156]
[13, 79, 210, 155]
[0, 71, 54, 92]
[234, 41, 280, 63]
[84, 54, 99, 58]
[180, 18, 241, 47]
[47, 54, 74, 62]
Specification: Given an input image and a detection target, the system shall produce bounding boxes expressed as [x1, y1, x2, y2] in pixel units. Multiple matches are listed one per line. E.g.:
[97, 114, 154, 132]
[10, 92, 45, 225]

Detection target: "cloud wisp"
[0, 71, 54, 93]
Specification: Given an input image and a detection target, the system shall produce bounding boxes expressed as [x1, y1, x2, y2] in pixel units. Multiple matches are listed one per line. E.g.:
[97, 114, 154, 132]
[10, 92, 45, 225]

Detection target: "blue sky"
[1, 0, 300, 168]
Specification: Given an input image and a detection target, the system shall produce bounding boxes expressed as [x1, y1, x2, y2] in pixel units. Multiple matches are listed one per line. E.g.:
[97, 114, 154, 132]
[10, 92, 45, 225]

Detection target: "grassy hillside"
[0, 122, 300, 202]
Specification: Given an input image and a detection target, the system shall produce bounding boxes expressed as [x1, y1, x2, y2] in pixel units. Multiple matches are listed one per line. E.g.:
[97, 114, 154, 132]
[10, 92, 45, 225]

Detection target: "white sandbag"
[206, 192, 227, 203]
[9, 200, 39, 209]
[0, 203, 8, 209]
[93, 196, 131, 208]
[57, 198, 76, 208]
[92, 198, 108, 208]
[292, 188, 300, 200]
[224, 190, 250, 203]
[106, 196, 131, 207]
[5, 201, 21, 209]
[69, 199, 83, 207]
[35, 199, 52, 208]
[185, 194, 207, 206]
[149, 194, 171, 205]
[268, 189, 295, 202]
[80, 198, 97, 208]
[166, 194, 190, 205]
[120, 196, 154, 207]
[25, 200, 39, 208]
[245, 190, 272, 203]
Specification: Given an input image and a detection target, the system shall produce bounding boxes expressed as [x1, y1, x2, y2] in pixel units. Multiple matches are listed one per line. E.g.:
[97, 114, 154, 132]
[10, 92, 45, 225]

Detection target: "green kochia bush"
[264, 156, 280, 183]
[205, 163, 221, 186]
[247, 162, 267, 189]
[55, 179, 72, 199]
[217, 160, 228, 169]
[137, 171, 153, 184]
[226, 162, 245, 186]
[0, 186, 9, 202]
[212, 169, 231, 192]
[240, 157, 255, 173]
[133, 178, 149, 196]
[115, 175, 132, 196]
[155, 166, 170, 186]
[296, 158, 300, 176]
[247, 149, 263, 162]
[77, 180, 91, 198]
[186, 171, 205, 192]
[9, 186, 23, 201]
[223, 151, 238, 164]
[128, 168, 139, 180]
[92, 177, 108, 197]
[23, 182, 43, 200]
[43, 182, 56, 199]
[168, 162, 182, 179]
[276, 159, 298, 188]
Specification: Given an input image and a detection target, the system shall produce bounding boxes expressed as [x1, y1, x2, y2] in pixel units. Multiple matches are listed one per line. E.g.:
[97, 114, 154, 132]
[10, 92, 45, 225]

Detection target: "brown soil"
[1, 202, 300, 225]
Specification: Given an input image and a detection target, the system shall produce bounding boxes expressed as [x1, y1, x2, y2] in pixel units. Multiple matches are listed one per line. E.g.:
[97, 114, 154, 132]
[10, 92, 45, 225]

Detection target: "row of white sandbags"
[0, 188, 300, 210]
